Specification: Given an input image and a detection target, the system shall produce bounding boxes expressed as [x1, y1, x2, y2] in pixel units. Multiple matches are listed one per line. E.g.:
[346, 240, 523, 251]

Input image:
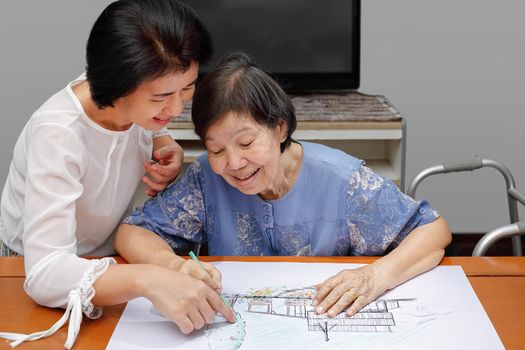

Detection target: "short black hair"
[192, 52, 296, 153]
[86, 0, 212, 108]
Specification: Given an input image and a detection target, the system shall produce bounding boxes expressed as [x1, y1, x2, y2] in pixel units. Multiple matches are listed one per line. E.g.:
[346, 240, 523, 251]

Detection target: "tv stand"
[168, 91, 406, 190]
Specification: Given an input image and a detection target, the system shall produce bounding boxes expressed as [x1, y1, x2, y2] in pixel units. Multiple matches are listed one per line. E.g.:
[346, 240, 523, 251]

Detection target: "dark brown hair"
[191, 52, 296, 153]
[86, 0, 212, 108]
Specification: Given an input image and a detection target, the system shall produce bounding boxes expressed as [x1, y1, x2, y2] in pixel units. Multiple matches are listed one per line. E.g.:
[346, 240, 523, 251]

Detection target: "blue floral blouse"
[124, 142, 439, 256]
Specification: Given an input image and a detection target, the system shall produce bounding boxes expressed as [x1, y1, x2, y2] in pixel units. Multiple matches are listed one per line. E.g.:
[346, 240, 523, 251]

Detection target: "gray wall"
[0, 1, 111, 178]
[360, 1, 525, 233]
[1, 1, 523, 234]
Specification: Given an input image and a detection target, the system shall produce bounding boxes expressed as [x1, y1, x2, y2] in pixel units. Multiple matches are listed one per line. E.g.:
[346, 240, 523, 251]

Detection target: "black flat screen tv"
[183, 0, 361, 93]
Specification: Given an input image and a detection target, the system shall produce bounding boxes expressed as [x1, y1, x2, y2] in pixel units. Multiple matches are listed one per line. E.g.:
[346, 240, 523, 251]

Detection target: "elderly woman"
[115, 53, 451, 321]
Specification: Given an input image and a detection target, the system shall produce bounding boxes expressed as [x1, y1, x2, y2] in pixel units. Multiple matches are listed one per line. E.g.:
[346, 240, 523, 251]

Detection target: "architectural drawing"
[106, 264, 504, 350]
[205, 286, 424, 349]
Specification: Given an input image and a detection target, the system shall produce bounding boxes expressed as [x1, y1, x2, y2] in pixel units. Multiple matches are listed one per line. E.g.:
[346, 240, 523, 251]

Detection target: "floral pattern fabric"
[0, 239, 20, 257]
[125, 142, 439, 256]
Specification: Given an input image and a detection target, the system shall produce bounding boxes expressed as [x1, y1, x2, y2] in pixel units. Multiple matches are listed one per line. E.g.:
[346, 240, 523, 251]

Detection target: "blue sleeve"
[345, 165, 439, 255]
[123, 160, 207, 252]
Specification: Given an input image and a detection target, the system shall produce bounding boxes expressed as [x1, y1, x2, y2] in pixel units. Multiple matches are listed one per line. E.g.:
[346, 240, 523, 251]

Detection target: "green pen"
[188, 251, 230, 306]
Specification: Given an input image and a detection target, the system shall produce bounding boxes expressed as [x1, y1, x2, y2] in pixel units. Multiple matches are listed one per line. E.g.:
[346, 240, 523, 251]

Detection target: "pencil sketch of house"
[218, 286, 417, 343]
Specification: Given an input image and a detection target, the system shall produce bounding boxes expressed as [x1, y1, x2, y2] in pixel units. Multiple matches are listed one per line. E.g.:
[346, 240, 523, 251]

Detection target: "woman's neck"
[72, 81, 132, 131]
[259, 141, 303, 201]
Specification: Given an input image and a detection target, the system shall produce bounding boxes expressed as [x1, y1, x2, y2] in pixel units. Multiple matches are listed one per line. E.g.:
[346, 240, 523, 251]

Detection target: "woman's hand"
[142, 266, 235, 334]
[172, 259, 223, 293]
[143, 143, 184, 196]
[312, 265, 388, 317]
[92, 263, 235, 335]
[313, 218, 451, 318]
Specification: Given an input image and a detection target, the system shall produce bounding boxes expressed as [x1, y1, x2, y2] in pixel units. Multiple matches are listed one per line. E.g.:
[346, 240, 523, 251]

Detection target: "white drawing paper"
[106, 262, 504, 350]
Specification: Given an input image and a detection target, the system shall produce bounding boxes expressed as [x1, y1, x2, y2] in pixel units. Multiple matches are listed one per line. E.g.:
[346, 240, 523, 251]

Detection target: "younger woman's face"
[114, 62, 199, 131]
[204, 112, 287, 198]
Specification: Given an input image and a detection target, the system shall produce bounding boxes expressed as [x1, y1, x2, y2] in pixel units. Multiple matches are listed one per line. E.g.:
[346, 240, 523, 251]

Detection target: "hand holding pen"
[140, 264, 236, 334]
[189, 251, 231, 306]
[175, 251, 224, 293]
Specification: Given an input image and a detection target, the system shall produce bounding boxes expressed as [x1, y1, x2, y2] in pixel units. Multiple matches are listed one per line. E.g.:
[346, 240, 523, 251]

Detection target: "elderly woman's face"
[204, 112, 287, 197]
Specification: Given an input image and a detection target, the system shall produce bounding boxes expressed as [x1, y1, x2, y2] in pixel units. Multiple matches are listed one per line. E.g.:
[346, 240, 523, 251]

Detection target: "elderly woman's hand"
[312, 265, 389, 317]
[170, 259, 223, 294]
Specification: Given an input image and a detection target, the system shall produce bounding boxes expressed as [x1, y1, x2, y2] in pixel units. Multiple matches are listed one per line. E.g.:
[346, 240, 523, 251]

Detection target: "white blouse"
[0, 75, 152, 331]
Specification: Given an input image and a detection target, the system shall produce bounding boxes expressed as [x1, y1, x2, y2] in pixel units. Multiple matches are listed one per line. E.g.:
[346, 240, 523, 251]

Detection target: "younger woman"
[0, 1, 234, 348]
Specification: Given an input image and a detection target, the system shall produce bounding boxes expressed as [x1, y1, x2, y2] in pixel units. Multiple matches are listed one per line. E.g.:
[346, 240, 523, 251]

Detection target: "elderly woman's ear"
[278, 119, 288, 143]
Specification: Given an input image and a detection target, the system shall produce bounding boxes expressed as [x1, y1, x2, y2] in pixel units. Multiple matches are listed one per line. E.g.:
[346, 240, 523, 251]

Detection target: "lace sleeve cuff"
[77, 257, 117, 319]
[0, 257, 117, 349]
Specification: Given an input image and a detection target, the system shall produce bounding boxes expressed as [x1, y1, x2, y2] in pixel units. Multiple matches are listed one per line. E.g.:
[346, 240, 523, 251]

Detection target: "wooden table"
[1, 256, 524, 349]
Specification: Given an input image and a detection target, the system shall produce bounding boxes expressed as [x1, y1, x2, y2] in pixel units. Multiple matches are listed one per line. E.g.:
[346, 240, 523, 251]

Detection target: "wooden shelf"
[366, 160, 400, 186]
[168, 120, 402, 140]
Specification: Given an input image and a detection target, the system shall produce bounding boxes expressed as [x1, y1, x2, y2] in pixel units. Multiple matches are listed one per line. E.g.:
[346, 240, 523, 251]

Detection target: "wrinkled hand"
[146, 267, 235, 334]
[174, 259, 223, 293]
[312, 265, 387, 317]
[143, 143, 184, 196]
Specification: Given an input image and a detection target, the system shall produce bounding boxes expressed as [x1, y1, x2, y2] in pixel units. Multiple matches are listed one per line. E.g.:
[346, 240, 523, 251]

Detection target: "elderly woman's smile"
[232, 167, 260, 183]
